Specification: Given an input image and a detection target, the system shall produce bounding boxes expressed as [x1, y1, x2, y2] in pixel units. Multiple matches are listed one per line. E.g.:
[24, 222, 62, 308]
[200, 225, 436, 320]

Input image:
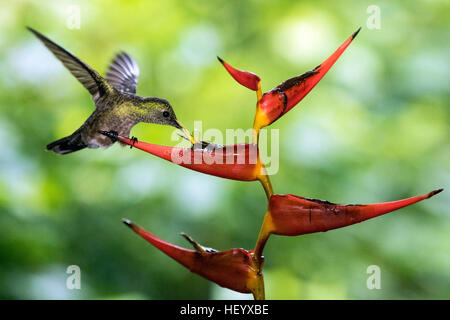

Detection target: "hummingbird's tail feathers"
[106, 52, 140, 94]
[27, 27, 113, 102]
[46, 132, 86, 155]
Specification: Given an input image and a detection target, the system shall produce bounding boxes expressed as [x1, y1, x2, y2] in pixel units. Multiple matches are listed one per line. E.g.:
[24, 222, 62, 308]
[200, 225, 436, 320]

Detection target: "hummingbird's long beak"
[176, 120, 197, 145]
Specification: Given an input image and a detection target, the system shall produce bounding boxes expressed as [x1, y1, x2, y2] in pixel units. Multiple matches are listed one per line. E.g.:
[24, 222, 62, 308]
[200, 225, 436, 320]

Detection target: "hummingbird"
[28, 27, 194, 154]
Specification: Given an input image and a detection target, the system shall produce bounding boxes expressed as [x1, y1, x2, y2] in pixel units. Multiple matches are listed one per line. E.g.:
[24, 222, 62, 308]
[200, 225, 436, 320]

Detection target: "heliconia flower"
[254, 189, 443, 260]
[218, 28, 361, 144]
[217, 56, 261, 92]
[255, 27, 361, 129]
[99, 131, 273, 198]
[122, 219, 265, 299]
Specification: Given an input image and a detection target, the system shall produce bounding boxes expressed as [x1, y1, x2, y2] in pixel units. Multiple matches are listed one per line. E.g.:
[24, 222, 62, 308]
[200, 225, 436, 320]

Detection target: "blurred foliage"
[0, 0, 449, 299]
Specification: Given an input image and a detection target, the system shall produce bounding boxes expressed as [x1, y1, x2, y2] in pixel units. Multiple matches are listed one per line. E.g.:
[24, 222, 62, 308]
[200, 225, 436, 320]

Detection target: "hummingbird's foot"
[99, 130, 118, 142]
[130, 136, 138, 149]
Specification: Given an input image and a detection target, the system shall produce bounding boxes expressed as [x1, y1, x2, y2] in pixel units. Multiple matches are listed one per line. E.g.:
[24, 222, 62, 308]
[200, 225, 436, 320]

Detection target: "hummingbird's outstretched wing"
[27, 27, 113, 102]
[105, 52, 140, 94]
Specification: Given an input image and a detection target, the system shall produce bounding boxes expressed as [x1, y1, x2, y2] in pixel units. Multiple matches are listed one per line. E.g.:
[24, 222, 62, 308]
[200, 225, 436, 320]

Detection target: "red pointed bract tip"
[258, 28, 360, 127]
[266, 189, 442, 236]
[218, 57, 261, 91]
[113, 134, 261, 182]
[123, 220, 260, 294]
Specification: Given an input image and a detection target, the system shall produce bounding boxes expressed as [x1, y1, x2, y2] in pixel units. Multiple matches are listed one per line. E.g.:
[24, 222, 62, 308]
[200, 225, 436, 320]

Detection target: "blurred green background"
[0, 0, 448, 299]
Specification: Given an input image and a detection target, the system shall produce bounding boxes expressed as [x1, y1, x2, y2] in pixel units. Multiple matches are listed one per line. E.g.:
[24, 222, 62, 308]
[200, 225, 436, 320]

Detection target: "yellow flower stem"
[253, 213, 274, 272]
[251, 273, 266, 300]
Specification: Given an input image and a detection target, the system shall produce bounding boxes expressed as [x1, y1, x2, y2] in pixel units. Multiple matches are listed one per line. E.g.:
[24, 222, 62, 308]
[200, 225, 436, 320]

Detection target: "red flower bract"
[100, 132, 274, 198]
[123, 220, 264, 298]
[218, 56, 261, 91]
[265, 189, 442, 236]
[267, 189, 442, 236]
[256, 28, 361, 128]
[109, 133, 261, 181]
[254, 189, 443, 260]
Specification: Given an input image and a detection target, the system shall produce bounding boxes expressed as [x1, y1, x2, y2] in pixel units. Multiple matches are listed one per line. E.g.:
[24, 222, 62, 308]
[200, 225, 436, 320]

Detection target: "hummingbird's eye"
[162, 111, 170, 118]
